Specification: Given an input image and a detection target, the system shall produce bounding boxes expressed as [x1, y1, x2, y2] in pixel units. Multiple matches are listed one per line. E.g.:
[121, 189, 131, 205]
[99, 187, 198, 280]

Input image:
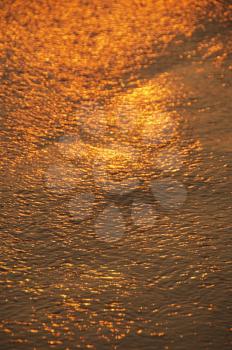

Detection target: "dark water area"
[0, 1, 232, 349]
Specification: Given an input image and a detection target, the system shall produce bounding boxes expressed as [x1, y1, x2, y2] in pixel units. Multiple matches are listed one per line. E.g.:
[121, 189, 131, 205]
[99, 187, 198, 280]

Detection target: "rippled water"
[0, 1, 232, 349]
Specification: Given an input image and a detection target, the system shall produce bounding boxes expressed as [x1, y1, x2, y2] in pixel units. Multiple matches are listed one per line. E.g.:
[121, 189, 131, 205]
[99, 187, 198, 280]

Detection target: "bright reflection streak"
[0, 0, 231, 349]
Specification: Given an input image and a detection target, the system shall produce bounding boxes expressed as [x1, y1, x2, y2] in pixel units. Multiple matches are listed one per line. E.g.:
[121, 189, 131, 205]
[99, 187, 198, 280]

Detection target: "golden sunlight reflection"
[41, 73, 187, 198]
[0, 0, 231, 349]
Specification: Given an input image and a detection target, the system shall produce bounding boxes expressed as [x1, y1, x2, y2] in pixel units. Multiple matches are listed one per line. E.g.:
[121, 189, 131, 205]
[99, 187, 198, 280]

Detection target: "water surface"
[0, 1, 232, 349]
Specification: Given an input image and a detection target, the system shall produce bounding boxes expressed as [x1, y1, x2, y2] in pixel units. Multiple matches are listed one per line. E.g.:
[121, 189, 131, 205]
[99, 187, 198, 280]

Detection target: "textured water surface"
[0, 1, 232, 349]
